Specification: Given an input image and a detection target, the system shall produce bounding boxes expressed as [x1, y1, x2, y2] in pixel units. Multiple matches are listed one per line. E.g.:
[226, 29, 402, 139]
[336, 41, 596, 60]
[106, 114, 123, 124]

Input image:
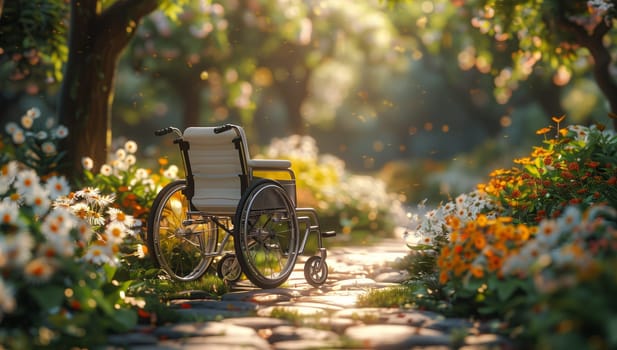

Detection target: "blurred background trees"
[2, 0, 617, 204]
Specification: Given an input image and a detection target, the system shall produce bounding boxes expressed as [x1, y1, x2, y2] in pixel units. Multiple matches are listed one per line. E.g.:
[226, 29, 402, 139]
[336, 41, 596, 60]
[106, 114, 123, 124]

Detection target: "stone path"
[107, 238, 512, 349]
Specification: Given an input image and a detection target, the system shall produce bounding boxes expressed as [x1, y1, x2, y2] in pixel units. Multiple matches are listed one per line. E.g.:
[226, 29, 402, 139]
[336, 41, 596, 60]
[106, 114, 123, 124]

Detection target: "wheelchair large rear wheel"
[147, 180, 217, 281]
[234, 179, 299, 289]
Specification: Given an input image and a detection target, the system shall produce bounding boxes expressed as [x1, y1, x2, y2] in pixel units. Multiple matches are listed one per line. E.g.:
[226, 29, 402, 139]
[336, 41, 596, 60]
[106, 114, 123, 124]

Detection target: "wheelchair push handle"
[154, 127, 173, 136]
[214, 124, 233, 134]
[154, 127, 181, 137]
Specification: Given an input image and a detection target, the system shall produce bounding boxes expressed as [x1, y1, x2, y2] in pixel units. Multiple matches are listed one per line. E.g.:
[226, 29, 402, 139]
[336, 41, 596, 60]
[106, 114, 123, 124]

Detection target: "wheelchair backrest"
[182, 127, 249, 215]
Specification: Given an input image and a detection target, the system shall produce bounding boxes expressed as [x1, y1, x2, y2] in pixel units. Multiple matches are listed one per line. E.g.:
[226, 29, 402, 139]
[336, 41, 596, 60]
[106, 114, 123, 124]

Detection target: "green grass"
[356, 285, 420, 308]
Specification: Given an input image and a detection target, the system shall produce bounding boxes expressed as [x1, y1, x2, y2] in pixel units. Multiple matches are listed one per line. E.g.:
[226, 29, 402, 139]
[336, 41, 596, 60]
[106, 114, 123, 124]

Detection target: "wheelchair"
[146, 124, 335, 289]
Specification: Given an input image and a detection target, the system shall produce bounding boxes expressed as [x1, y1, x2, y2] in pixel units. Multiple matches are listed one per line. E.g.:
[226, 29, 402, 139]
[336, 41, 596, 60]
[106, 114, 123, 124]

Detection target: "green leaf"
[606, 316, 617, 347]
[29, 285, 65, 310]
[110, 308, 138, 332]
[496, 279, 519, 301]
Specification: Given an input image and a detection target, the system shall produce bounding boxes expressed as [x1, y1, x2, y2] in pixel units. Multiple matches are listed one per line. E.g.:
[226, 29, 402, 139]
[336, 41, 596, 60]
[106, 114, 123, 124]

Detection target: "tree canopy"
[3, 0, 617, 178]
[391, 0, 617, 128]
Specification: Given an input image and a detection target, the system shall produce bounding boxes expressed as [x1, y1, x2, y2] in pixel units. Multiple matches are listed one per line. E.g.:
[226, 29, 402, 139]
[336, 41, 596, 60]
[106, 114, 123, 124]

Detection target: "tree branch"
[556, 11, 617, 128]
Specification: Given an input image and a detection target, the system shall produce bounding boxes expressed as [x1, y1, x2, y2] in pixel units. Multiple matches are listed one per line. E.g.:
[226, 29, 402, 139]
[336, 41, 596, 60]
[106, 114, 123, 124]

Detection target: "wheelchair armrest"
[248, 159, 291, 170]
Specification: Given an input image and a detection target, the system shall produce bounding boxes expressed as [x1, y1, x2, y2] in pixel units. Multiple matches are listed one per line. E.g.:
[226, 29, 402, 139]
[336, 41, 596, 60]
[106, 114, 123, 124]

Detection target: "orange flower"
[536, 126, 552, 135]
[476, 214, 489, 227]
[470, 265, 484, 279]
[473, 234, 486, 250]
[439, 271, 449, 284]
[567, 162, 579, 171]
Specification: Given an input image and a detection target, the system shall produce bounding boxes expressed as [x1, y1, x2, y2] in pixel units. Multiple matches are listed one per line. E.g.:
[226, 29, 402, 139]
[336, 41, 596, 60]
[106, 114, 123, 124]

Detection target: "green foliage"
[123, 0, 401, 131]
[2, 108, 69, 177]
[79, 139, 179, 225]
[481, 122, 617, 223]
[0, 0, 68, 85]
[0, 160, 139, 348]
[399, 117, 617, 348]
[389, 0, 617, 123]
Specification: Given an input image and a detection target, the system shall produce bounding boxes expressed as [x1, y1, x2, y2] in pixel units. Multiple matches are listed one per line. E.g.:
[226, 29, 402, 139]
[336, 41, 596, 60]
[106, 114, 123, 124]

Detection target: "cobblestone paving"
[107, 239, 512, 349]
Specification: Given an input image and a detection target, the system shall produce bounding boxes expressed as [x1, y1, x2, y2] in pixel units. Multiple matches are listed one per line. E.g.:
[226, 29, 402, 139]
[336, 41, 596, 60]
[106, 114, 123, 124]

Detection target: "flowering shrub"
[500, 205, 617, 347]
[81, 140, 179, 225]
[260, 135, 407, 236]
[3, 108, 69, 177]
[403, 120, 617, 347]
[0, 160, 138, 348]
[479, 121, 617, 223]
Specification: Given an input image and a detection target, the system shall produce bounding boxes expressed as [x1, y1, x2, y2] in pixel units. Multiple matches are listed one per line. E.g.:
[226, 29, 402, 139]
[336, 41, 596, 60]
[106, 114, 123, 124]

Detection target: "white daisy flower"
[47, 236, 75, 258]
[21, 115, 34, 129]
[134, 168, 149, 180]
[75, 219, 94, 244]
[100, 164, 113, 176]
[135, 244, 147, 259]
[105, 221, 128, 243]
[4, 231, 34, 267]
[82, 157, 94, 171]
[26, 107, 41, 119]
[11, 129, 25, 144]
[45, 176, 70, 199]
[24, 257, 56, 284]
[558, 206, 581, 232]
[68, 202, 90, 220]
[53, 125, 69, 139]
[107, 207, 134, 227]
[82, 244, 114, 265]
[41, 142, 56, 155]
[75, 187, 101, 202]
[124, 140, 138, 153]
[95, 193, 116, 208]
[115, 148, 126, 161]
[1, 161, 18, 181]
[24, 186, 51, 217]
[13, 169, 39, 196]
[41, 208, 74, 238]
[0, 201, 19, 225]
[125, 154, 136, 166]
[4, 122, 19, 135]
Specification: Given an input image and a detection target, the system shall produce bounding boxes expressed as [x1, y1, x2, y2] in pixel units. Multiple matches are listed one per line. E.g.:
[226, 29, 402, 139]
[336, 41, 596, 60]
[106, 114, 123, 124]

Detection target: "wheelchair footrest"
[321, 230, 336, 238]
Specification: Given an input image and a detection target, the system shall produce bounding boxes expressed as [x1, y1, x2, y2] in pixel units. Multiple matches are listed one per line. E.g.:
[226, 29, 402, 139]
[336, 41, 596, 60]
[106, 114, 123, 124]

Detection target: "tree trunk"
[276, 75, 310, 135]
[556, 13, 617, 129]
[526, 74, 566, 121]
[266, 43, 312, 135]
[168, 77, 202, 128]
[58, 0, 159, 179]
[584, 26, 617, 129]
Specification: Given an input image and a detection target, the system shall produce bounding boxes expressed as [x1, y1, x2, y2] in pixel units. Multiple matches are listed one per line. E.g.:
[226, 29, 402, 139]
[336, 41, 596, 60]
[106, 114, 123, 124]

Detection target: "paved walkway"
[107, 238, 511, 349]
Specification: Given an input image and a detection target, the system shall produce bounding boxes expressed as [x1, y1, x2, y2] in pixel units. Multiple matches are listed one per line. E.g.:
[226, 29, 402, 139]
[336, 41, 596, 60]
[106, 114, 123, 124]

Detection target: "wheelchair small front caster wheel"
[304, 255, 328, 287]
[217, 254, 242, 282]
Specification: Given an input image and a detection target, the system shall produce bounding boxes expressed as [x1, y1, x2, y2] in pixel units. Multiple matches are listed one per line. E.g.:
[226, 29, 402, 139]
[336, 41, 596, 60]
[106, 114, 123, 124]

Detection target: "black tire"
[234, 179, 299, 289]
[147, 180, 217, 281]
[304, 256, 328, 287]
[216, 254, 242, 282]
